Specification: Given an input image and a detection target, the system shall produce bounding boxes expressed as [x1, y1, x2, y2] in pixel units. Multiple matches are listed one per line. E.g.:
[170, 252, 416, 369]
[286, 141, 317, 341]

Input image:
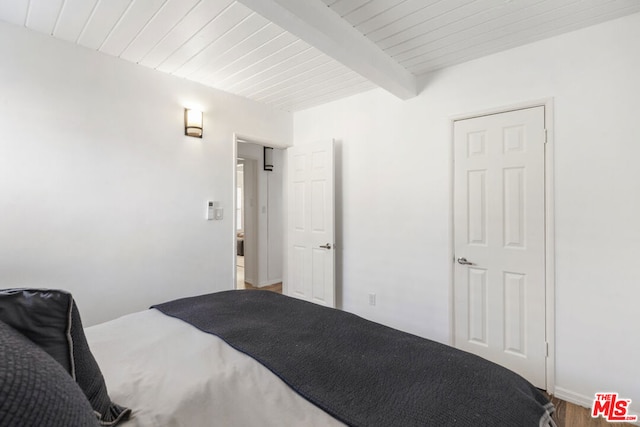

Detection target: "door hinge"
[544, 129, 548, 144]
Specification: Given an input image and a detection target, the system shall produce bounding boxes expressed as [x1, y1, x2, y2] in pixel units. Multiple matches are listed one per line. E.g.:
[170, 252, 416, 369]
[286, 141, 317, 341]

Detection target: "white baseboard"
[553, 387, 593, 408]
[553, 387, 640, 426]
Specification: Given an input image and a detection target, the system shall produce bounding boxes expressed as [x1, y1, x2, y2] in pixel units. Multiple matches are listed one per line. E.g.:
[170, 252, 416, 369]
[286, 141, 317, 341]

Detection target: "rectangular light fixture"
[184, 108, 203, 138]
[264, 146, 274, 171]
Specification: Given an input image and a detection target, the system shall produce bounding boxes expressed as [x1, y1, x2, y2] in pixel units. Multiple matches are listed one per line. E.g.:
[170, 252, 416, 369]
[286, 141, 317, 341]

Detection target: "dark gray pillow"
[0, 288, 73, 371]
[0, 319, 100, 426]
[0, 288, 131, 426]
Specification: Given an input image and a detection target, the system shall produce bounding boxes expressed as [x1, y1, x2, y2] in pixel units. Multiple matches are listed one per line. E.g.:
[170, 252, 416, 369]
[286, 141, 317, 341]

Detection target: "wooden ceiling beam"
[237, 0, 417, 100]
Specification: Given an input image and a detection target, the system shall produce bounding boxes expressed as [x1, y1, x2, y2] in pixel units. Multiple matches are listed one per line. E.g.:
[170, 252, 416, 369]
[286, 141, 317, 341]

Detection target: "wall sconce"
[264, 146, 274, 171]
[184, 108, 203, 138]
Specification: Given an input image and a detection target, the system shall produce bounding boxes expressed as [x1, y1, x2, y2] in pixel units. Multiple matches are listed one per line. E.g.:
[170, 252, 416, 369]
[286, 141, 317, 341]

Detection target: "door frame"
[236, 157, 258, 286]
[449, 98, 555, 393]
[231, 133, 288, 291]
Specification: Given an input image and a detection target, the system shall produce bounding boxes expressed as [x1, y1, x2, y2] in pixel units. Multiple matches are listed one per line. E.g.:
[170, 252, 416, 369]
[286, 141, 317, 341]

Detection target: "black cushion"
[0, 319, 100, 426]
[0, 288, 73, 372]
[0, 288, 131, 426]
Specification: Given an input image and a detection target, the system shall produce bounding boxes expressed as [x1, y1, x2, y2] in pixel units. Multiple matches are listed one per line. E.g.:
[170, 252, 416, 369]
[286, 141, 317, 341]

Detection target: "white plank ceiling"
[1, 0, 639, 111]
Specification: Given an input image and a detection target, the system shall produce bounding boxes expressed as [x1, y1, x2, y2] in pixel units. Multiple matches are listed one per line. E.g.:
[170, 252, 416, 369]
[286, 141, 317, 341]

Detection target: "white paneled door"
[453, 107, 547, 388]
[286, 141, 335, 308]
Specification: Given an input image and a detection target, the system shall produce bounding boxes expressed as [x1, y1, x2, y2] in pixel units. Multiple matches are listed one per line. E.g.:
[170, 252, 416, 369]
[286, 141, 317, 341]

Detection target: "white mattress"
[85, 308, 345, 427]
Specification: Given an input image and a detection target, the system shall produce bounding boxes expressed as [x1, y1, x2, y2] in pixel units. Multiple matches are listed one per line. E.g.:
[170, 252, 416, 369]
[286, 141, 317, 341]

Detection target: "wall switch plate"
[214, 206, 223, 220]
[368, 293, 376, 306]
[207, 201, 223, 220]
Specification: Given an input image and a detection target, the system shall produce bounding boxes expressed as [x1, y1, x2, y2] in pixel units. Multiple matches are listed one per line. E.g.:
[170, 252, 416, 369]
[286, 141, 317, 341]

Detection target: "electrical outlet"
[368, 293, 376, 306]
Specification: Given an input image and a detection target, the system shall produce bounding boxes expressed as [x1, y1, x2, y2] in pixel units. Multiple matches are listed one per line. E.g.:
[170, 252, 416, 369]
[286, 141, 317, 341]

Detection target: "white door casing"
[240, 158, 258, 287]
[453, 106, 547, 388]
[286, 141, 335, 307]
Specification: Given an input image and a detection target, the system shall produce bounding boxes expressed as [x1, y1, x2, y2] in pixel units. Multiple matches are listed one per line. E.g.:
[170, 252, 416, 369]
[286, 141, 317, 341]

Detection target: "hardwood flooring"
[240, 281, 282, 293]
[547, 394, 636, 427]
[236, 255, 282, 293]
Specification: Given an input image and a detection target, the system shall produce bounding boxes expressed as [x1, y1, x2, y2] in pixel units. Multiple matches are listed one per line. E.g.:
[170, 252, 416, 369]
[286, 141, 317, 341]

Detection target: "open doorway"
[234, 138, 283, 293]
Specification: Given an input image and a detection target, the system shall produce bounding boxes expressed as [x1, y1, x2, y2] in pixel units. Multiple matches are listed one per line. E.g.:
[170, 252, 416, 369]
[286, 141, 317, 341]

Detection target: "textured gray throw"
[152, 290, 555, 427]
[0, 320, 100, 426]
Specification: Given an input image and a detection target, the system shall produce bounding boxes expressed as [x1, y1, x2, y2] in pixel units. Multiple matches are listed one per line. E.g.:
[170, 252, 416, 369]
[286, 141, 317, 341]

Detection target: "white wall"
[0, 22, 292, 326]
[237, 143, 284, 287]
[294, 12, 640, 414]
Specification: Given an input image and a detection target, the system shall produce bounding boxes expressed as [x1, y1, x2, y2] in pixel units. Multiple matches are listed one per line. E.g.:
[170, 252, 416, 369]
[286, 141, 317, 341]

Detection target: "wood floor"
[547, 394, 636, 427]
[236, 255, 282, 293]
[240, 281, 282, 293]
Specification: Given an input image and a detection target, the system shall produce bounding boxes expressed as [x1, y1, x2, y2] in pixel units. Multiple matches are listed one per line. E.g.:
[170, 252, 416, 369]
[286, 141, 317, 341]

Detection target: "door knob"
[319, 243, 332, 249]
[457, 257, 473, 265]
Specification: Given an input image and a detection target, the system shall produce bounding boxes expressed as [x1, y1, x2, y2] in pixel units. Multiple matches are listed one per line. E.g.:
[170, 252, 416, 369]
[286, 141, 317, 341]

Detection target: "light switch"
[214, 205, 223, 220]
[206, 201, 223, 220]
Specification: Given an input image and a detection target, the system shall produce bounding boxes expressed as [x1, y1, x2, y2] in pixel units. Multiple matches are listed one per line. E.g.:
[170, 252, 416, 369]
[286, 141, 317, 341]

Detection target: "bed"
[88, 290, 555, 427]
[0, 288, 556, 427]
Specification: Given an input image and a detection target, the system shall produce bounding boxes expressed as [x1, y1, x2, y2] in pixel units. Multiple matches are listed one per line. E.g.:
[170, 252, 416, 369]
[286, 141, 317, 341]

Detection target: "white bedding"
[85, 308, 345, 427]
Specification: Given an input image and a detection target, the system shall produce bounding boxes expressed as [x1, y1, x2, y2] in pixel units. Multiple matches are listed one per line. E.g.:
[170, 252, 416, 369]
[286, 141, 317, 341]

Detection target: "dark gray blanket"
[152, 290, 555, 427]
